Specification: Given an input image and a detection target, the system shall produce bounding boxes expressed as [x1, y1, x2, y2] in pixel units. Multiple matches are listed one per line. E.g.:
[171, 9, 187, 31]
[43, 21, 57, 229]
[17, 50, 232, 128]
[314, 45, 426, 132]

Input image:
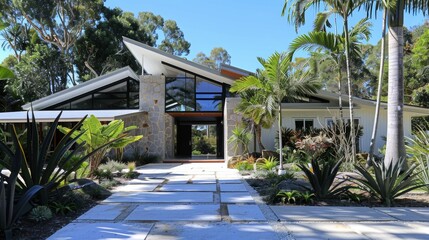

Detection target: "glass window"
[295, 119, 314, 131]
[196, 77, 222, 92]
[70, 95, 92, 109]
[196, 100, 222, 111]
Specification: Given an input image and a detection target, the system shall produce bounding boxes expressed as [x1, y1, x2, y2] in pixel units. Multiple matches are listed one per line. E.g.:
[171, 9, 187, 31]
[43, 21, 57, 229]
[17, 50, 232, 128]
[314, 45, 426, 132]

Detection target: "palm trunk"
[278, 104, 284, 171]
[367, 9, 387, 167]
[385, 5, 406, 168]
[343, 17, 356, 163]
[255, 124, 265, 152]
[337, 59, 343, 119]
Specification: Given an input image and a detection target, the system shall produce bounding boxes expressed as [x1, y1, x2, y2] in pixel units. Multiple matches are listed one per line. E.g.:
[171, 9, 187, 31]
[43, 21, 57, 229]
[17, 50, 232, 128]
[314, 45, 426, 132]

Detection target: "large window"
[165, 69, 224, 112]
[48, 78, 139, 110]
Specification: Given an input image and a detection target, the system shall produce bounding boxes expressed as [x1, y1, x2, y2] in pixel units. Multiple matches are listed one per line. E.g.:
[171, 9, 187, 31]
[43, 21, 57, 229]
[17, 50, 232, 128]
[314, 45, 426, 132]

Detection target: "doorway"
[175, 118, 223, 159]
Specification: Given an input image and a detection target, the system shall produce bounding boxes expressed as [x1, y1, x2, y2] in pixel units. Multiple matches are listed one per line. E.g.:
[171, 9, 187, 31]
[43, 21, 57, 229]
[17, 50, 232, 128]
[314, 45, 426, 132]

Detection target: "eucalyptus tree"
[282, 0, 366, 162]
[364, 0, 429, 167]
[231, 52, 320, 174]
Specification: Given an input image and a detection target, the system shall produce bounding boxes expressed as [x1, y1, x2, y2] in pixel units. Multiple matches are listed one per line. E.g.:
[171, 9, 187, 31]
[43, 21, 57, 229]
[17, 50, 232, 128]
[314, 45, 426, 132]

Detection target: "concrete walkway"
[48, 163, 429, 240]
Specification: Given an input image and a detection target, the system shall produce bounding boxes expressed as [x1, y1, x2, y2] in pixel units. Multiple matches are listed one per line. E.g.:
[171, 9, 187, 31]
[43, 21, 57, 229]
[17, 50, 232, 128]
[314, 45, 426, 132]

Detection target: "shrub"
[94, 169, 114, 180]
[58, 115, 143, 177]
[407, 127, 429, 192]
[235, 160, 254, 171]
[192, 150, 202, 155]
[298, 154, 347, 199]
[352, 159, 424, 207]
[256, 157, 278, 171]
[228, 125, 252, 155]
[50, 201, 76, 215]
[100, 179, 120, 190]
[276, 190, 300, 204]
[98, 159, 127, 173]
[29, 206, 53, 222]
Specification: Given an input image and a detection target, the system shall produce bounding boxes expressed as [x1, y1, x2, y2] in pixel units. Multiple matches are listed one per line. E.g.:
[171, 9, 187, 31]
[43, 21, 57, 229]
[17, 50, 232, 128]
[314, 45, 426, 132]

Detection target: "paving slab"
[191, 175, 217, 184]
[346, 222, 429, 240]
[220, 183, 247, 192]
[126, 204, 220, 221]
[272, 206, 395, 221]
[227, 205, 266, 221]
[375, 207, 429, 221]
[285, 222, 368, 240]
[104, 192, 214, 203]
[160, 184, 216, 192]
[145, 223, 278, 240]
[218, 179, 243, 184]
[47, 222, 153, 240]
[165, 175, 193, 184]
[130, 178, 165, 184]
[221, 192, 255, 203]
[77, 204, 127, 220]
[113, 184, 158, 192]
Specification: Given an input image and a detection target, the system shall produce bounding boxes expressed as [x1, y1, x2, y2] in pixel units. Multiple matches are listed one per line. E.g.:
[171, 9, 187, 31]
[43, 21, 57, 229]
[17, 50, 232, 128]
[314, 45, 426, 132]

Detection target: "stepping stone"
[228, 205, 266, 221]
[77, 204, 127, 220]
[166, 175, 193, 184]
[285, 222, 367, 240]
[218, 179, 242, 184]
[220, 183, 247, 192]
[126, 204, 220, 221]
[272, 206, 395, 221]
[221, 192, 254, 203]
[104, 192, 214, 203]
[346, 222, 429, 240]
[130, 178, 165, 184]
[145, 223, 278, 240]
[160, 184, 216, 192]
[48, 222, 153, 240]
[112, 184, 158, 192]
[192, 175, 216, 184]
[376, 208, 429, 221]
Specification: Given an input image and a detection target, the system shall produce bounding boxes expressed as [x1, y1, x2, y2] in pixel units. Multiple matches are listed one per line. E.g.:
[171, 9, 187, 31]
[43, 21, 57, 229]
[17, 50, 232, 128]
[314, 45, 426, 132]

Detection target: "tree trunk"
[278, 104, 284, 171]
[343, 17, 356, 163]
[367, 9, 387, 167]
[255, 124, 265, 152]
[385, 5, 406, 168]
[337, 58, 343, 119]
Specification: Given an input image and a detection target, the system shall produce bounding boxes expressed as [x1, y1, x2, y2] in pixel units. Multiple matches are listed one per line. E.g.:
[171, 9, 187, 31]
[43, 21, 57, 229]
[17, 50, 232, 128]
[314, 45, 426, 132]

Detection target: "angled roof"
[22, 66, 139, 111]
[123, 37, 235, 85]
[0, 110, 140, 123]
[296, 90, 429, 115]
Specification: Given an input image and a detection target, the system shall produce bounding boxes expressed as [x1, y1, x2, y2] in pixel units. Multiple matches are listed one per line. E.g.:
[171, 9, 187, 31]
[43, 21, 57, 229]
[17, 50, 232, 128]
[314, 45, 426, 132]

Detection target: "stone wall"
[114, 111, 149, 159]
[164, 113, 175, 159]
[223, 97, 243, 162]
[138, 74, 166, 160]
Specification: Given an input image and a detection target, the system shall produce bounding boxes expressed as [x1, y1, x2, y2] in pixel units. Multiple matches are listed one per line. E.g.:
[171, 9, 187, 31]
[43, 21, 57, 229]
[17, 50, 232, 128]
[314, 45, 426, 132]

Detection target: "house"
[0, 37, 428, 162]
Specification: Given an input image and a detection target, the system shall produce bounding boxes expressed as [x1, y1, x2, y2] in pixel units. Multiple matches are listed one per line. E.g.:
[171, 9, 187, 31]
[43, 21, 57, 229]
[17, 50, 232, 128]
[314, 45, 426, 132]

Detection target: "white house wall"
[259, 106, 394, 156]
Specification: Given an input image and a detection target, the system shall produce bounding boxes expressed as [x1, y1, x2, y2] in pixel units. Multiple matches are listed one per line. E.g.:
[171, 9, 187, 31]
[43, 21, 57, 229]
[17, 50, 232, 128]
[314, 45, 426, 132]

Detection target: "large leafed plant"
[58, 115, 143, 176]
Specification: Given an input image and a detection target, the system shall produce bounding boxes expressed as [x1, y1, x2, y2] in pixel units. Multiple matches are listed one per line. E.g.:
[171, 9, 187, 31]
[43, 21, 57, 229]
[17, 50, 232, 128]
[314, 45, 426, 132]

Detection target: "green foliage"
[352, 159, 424, 207]
[277, 190, 300, 204]
[194, 137, 215, 154]
[0, 112, 101, 196]
[407, 128, 429, 192]
[29, 206, 52, 222]
[256, 157, 278, 171]
[193, 47, 231, 70]
[50, 201, 75, 215]
[300, 192, 315, 204]
[58, 115, 143, 177]
[192, 150, 201, 155]
[98, 159, 128, 173]
[0, 66, 14, 80]
[75, 8, 190, 80]
[235, 161, 254, 171]
[99, 179, 120, 190]
[298, 155, 346, 199]
[228, 125, 252, 155]
[94, 169, 113, 180]
[0, 125, 44, 240]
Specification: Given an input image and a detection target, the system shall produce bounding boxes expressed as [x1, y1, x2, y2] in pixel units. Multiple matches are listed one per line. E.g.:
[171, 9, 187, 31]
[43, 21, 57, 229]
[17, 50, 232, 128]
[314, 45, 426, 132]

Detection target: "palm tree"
[367, 6, 388, 166]
[283, 0, 366, 163]
[288, 18, 372, 117]
[230, 70, 276, 152]
[364, 0, 429, 167]
[231, 52, 320, 174]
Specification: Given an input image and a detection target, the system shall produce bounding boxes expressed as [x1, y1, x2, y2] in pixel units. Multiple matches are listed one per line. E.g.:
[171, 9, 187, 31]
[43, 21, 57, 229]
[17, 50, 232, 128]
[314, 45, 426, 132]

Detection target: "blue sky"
[1, 0, 428, 71]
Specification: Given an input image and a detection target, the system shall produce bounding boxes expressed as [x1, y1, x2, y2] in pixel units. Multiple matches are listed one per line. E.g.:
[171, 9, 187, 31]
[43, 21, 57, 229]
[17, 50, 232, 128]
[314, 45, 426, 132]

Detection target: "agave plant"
[298, 154, 347, 199]
[0, 125, 43, 240]
[352, 159, 424, 207]
[406, 127, 429, 192]
[257, 157, 278, 171]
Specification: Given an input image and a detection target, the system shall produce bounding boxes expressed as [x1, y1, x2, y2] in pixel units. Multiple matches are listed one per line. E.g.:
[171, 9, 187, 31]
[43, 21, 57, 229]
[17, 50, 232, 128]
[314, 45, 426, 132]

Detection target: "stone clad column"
[139, 74, 166, 160]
